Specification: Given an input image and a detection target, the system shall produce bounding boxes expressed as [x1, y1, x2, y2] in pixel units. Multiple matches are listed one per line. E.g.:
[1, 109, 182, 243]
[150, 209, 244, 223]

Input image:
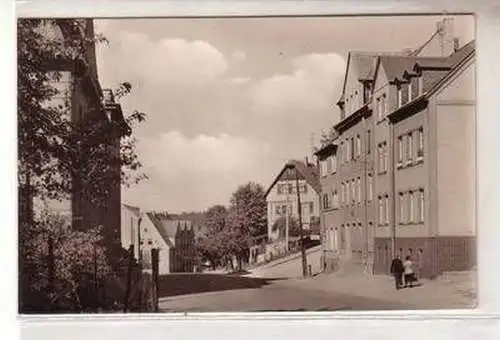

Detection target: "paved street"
[158, 250, 405, 312]
[159, 276, 412, 312]
[158, 249, 476, 312]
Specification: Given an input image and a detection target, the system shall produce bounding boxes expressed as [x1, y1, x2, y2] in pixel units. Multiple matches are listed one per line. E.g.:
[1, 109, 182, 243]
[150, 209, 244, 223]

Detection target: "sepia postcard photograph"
[17, 14, 476, 314]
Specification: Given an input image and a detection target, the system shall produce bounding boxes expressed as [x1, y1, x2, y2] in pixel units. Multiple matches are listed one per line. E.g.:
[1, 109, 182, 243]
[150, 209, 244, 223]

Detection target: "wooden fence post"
[124, 244, 134, 312]
[151, 248, 159, 312]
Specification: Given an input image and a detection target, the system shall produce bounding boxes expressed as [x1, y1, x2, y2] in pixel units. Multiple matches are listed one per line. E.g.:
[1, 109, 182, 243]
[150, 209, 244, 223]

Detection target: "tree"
[227, 182, 267, 270]
[319, 126, 338, 147]
[17, 18, 147, 207]
[18, 19, 147, 312]
[271, 216, 302, 239]
[195, 205, 228, 270]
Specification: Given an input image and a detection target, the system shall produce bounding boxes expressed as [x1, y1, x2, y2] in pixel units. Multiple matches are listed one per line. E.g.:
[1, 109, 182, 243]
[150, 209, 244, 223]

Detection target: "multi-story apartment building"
[316, 52, 378, 272]
[372, 41, 476, 278]
[265, 160, 320, 243]
[317, 26, 475, 277]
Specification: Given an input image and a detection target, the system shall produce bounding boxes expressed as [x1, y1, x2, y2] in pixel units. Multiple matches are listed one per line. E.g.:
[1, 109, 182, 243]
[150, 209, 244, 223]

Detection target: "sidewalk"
[248, 246, 321, 271]
[282, 269, 477, 309]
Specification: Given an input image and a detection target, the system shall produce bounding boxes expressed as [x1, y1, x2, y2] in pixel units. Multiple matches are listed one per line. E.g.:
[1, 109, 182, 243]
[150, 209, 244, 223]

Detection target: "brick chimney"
[453, 37, 460, 52]
[437, 18, 456, 56]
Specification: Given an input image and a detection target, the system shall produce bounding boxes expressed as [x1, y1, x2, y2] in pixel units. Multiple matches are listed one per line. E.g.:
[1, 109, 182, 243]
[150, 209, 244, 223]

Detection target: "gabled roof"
[388, 42, 475, 124]
[145, 212, 194, 248]
[265, 160, 320, 197]
[338, 52, 379, 103]
[122, 203, 140, 217]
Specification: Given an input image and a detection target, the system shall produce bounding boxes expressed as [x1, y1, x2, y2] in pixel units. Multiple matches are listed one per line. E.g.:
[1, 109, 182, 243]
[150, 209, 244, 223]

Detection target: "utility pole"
[285, 178, 290, 253]
[390, 119, 397, 258]
[292, 164, 308, 278]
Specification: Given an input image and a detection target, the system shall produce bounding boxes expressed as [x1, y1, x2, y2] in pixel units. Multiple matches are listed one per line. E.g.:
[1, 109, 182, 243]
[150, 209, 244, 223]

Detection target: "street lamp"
[285, 162, 309, 278]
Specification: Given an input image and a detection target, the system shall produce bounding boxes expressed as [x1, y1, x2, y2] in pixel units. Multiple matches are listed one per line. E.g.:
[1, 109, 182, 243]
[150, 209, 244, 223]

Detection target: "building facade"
[317, 31, 476, 277]
[265, 160, 321, 241]
[140, 212, 196, 275]
[373, 42, 476, 278]
[120, 204, 142, 259]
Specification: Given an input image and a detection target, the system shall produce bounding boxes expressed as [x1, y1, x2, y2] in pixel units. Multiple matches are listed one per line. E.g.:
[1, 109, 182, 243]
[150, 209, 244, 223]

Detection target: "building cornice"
[334, 103, 372, 134]
[387, 95, 429, 124]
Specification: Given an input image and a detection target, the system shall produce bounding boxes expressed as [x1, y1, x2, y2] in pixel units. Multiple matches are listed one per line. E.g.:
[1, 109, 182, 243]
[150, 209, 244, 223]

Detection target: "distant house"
[120, 203, 141, 259]
[140, 212, 196, 275]
[265, 159, 321, 242]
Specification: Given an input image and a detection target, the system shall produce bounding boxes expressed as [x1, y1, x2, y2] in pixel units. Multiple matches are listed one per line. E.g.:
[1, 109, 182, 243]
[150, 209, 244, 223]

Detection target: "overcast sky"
[94, 15, 474, 213]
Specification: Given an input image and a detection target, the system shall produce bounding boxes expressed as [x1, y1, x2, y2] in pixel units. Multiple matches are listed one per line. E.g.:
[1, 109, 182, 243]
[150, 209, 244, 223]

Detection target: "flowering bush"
[20, 209, 123, 313]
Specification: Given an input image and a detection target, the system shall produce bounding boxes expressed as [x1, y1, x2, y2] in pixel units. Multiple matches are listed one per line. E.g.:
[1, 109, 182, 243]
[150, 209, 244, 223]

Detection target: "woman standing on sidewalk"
[403, 256, 415, 288]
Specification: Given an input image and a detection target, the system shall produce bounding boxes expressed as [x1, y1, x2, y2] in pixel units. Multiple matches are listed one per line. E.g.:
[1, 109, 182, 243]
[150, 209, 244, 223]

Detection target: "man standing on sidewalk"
[390, 255, 404, 290]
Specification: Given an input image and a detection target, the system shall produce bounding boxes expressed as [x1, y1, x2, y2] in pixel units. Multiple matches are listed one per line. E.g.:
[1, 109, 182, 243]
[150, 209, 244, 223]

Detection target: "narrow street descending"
[158, 250, 410, 312]
[159, 278, 411, 312]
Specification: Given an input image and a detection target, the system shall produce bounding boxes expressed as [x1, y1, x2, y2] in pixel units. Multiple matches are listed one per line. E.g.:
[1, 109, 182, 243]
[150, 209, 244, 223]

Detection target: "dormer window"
[397, 86, 402, 108]
[408, 81, 413, 102]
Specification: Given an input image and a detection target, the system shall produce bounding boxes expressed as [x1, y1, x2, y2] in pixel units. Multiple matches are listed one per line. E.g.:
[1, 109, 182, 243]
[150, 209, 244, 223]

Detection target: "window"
[346, 140, 350, 162]
[333, 189, 339, 209]
[356, 135, 361, 158]
[367, 174, 373, 201]
[302, 184, 308, 194]
[346, 181, 351, 204]
[357, 177, 361, 203]
[323, 193, 330, 210]
[397, 87, 402, 108]
[327, 157, 332, 172]
[406, 132, 413, 163]
[418, 76, 423, 96]
[378, 143, 384, 173]
[340, 182, 345, 205]
[275, 204, 281, 215]
[417, 127, 424, 159]
[408, 81, 413, 102]
[332, 155, 337, 173]
[350, 137, 355, 160]
[351, 179, 356, 203]
[409, 191, 415, 223]
[309, 202, 314, 214]
[287, 183, 293, 194]
[401, 83, 409, 106]
[340, 142, 344, 163]
[419, 189, 425, 222]
[383, 142, 388, 172]
[320, 161, 327, 177]
[399, 193, 405, 224]
[148, 239, 153, 245]
[366, 130, 371, 154]
[397, 136, 403, 166]
[378, 196, 384, 225]
[384, 195, 390, 225]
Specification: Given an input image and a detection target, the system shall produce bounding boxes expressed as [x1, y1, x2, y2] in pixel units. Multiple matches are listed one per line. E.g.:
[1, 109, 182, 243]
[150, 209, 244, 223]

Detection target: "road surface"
[158, 276, 411, 312]
[158, 250, 412, 312]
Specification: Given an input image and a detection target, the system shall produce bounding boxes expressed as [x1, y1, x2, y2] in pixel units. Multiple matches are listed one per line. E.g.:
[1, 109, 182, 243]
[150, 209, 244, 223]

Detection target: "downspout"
[390, 119, 397, 258]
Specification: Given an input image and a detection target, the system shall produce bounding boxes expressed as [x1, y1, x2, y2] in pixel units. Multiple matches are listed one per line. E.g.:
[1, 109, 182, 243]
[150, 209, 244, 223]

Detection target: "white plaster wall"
[140, 216, 171, 275]
[435, 60, 476, 236]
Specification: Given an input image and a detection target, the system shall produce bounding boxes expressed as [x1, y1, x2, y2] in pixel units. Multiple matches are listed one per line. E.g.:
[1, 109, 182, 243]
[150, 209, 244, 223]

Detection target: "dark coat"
[390, 258, 404, 275]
